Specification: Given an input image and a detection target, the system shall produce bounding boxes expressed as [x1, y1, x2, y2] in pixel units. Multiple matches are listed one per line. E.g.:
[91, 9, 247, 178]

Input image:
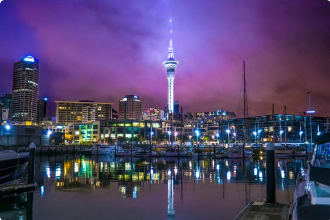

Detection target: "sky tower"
[163, 18, 178, 115]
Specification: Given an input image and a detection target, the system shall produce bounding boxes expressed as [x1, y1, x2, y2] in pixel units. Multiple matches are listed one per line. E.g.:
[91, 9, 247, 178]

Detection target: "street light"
[253, 131, 257, 144]
[299, 131, 303, 143]
[5, 125, 11, 130]
[226, 129, 230, 145]
[168, 131, 171, 145]
[150, 131, 154, 144]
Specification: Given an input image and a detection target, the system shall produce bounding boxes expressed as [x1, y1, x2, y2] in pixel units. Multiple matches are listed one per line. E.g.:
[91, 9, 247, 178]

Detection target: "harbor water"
[0, 155, 307, 220]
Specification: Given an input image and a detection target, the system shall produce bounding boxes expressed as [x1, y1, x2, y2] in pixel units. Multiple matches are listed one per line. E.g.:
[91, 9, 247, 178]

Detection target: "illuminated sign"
[23, 55, 35, 63]
[306, 110, 316, 114]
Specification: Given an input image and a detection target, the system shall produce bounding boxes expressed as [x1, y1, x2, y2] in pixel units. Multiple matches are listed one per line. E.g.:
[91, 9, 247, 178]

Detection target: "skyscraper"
[37, 97, 48, 122]
[11, 55, 39, 122]
[163, 18, 178, 115]
[119, 95, 142, 120]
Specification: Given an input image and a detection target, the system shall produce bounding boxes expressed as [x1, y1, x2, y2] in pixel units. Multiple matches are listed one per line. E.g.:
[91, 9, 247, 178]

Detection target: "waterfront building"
[119, 95, 142, 120]
[0, 125, 43, 146]
[11, 55, 39, 122]
[163, 19, 178, 115]
[0, 93, 12, 121]
[142, 108, 165, 121]
[64, 121, 100, 145]
[37, 98, 48, 123]
[100, 120, 163, 143]
[55, 100, 112, 124]
[217, 114, 330, 145]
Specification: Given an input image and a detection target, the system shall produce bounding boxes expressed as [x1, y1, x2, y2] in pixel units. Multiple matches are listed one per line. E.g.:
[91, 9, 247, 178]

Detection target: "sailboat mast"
[243, 61, 248, 144]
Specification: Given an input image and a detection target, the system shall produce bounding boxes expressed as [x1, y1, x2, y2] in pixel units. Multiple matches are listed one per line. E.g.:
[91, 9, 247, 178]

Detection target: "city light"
[168, 131, 171, 135]
[253, 131, 257, 136]
[174, 132, 178, 137]
[150, 131, 154, 136]
[44, 97, 48, 101]
[317, 131, 321, 136]
[225, 129, 230, 134]
[216, 133, 219, 138]
[23, 55, 35, 62]
[47, 130, 52, 136]
[5, 125, 11, 130]
[299, 131, 303, 136]
[306, 110, 316, 114]
[280, 130, 284, 135]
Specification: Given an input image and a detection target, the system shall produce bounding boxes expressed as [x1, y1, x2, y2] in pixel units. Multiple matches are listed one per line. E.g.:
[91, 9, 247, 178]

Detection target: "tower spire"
[168, 18, 175, 60]
[164, 17, 178, 115]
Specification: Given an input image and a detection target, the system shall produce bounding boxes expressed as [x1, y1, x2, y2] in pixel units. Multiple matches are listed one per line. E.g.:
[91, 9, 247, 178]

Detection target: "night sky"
[1, 0, 330, 117]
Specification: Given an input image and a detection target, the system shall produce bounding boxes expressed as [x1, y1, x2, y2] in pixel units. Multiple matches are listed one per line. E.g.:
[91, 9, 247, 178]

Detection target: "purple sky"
[1, 0, 330, 117]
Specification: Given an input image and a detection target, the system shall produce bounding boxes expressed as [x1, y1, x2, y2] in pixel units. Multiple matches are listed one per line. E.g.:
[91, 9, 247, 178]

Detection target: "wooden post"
[28, 142, 36, 184]
[266, 143, 275, 203]
[213, 144, 216, 158]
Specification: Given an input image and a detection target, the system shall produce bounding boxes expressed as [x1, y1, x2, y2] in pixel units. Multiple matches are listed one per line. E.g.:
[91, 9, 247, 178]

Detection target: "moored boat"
[0, 150, 29, 185]
[292, 133, 330, 219]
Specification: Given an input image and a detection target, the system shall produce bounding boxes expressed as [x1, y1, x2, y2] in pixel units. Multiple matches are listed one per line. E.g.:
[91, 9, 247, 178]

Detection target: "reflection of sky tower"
[163, 18, 178, 114]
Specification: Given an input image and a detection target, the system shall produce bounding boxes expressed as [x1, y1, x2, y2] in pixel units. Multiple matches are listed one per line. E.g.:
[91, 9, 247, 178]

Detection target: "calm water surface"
[1, 155, 307, 220]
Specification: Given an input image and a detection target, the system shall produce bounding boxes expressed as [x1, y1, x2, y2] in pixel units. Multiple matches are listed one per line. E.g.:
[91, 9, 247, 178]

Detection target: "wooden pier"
[235, 201, 290, 220]
[0, 183, 37, 198]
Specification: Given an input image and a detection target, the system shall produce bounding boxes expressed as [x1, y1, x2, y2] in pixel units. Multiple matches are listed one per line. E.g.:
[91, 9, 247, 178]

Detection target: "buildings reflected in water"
[0, 156, 306, 219]
[35, 155, 306, 200]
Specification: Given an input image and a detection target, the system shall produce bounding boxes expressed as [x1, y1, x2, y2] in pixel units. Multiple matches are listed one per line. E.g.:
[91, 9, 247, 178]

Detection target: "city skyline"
[1, 0, 330, 116]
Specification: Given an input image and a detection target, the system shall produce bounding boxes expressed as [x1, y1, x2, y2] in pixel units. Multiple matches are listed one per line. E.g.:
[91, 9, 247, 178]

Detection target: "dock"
[0, 183, 37, 198]
[235, 201, 290, 220]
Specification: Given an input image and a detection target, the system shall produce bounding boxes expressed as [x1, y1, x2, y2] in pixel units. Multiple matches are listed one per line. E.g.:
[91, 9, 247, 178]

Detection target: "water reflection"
[0, 155, 307, 219]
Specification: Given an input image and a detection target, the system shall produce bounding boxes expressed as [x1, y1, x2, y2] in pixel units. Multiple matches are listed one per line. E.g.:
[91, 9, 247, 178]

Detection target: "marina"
[0, 150, 307, 219]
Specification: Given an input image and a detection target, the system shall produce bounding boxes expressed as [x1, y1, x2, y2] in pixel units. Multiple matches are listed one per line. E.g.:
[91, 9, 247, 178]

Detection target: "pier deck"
[235, 201, 290, 220]
[0, 183, 37, 198]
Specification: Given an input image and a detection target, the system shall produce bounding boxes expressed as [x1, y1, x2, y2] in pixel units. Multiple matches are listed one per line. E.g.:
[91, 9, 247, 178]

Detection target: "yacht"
[90, 145, 116, 156]
[0, 150, 29, 185]
[227, 144, 252, 158]
[292, 133, 330, 219]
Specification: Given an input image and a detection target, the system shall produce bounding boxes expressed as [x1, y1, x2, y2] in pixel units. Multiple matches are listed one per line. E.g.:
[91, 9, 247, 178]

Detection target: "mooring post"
[28, 142, 36, 184]
[266, 142, 275, 203]
[213, 144, 216, 158]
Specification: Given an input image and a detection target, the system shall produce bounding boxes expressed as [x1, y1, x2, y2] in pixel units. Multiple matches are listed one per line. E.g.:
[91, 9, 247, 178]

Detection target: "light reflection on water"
[1, 155, 307, 220]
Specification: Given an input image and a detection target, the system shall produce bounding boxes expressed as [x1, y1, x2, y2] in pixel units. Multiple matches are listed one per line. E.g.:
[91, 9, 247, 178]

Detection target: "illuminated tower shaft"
[164, 19, 178, 114]
[167, 171, 175, 216]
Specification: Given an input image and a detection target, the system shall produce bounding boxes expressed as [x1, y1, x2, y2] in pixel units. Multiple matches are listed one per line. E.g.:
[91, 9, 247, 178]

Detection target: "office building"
[0, 93, 12, 121]
[37, 97, 48, 122]
[55, 100, 112, 124]
[11, 55, 39, 122]
[119, 95, 142, 120]
[142, 108, 165, 121]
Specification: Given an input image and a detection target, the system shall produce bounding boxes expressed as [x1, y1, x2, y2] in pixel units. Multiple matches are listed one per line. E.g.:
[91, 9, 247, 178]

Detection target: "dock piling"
[28, 142, 36, 184]
[266, 143, 275, 203]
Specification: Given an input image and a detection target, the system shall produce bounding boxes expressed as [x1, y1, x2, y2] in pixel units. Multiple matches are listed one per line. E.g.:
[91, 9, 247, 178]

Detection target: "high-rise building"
[37, 97, 48, 122]
[163, 18, 178, 115]
[119, 95, 142, 120]
[143, 108, 165, 121]
[55, 100, 112, 124]
[0, 93, 12, 121]
[11, 55, 39, 122]
[174, 101, 180, 115]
